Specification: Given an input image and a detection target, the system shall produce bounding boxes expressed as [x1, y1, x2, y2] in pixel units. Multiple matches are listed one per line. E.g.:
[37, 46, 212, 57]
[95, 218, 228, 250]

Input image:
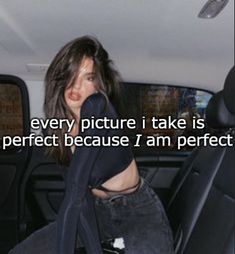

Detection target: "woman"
[9, 36, 174, 254]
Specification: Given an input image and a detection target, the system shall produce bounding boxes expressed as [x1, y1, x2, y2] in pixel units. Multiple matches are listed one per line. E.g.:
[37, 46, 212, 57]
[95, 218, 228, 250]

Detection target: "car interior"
[0, 1, 234, 253]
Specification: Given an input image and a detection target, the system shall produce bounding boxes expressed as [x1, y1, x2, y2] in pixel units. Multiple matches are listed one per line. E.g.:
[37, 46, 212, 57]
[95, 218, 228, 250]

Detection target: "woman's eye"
[87, 76, 95, 82]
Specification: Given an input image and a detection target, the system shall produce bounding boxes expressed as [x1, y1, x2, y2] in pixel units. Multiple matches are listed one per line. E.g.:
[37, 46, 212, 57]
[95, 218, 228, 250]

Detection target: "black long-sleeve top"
[56, 93, 133, 254]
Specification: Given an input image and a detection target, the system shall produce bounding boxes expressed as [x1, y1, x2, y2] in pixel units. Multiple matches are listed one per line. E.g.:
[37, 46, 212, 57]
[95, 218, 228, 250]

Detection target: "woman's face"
[64, 57, 99, 118]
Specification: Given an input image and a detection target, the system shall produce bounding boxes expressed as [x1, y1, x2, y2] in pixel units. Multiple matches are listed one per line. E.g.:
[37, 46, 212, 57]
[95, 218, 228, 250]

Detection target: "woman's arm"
[56, 145, 103, 254]
[56, 93, 112, 254]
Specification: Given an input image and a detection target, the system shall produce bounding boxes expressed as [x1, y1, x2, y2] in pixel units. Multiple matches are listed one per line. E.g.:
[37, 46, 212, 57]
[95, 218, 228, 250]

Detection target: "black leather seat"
[167, 66, 235, 254]
[182, 137, 234, 254]
[181, 66, 235, 254]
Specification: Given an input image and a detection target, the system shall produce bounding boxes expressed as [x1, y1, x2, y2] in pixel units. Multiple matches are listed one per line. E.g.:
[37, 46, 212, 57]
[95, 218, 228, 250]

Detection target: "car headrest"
[223, 66, 235, 115]
[206, 91, 235, 129]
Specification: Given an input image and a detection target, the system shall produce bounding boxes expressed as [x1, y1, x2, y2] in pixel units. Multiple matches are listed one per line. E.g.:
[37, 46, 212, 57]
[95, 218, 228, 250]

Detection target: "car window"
[0, 76, 30, 152]
[122, 83, 213, 151]
[0, 84, 23, 137]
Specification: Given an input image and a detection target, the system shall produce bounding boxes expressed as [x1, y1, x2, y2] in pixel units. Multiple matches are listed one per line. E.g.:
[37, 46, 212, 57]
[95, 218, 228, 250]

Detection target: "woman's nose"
[72, 79, 82, 90]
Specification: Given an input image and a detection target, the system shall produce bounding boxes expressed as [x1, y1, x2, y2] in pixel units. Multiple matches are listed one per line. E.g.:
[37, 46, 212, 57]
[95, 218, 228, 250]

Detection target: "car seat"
[167, 66, 235, 254]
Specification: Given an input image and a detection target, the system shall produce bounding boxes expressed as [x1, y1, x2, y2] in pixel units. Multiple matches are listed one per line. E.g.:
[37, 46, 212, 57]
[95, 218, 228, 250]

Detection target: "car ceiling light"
[198, 0, 229, 18]
[26, 63, 49, 74]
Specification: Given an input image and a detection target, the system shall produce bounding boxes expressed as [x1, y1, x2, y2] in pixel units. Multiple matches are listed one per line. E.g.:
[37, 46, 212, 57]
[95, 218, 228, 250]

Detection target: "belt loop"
[109, 194, 125, 204]
[108, 194, 129, 207]
[123, 196, 127, 206]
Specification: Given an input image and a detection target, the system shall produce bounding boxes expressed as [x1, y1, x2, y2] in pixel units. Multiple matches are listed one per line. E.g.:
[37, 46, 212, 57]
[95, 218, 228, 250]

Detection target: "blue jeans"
[9, 179, 174, 254]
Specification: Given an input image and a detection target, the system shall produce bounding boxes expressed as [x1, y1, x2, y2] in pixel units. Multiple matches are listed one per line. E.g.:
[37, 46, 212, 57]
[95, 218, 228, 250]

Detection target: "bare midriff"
[91, 159, 140, 199]
[70, 141, 140, 199]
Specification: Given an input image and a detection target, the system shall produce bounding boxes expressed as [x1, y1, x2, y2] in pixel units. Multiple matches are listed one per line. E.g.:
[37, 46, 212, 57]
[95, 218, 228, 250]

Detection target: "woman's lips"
[69, 92, 81, 101]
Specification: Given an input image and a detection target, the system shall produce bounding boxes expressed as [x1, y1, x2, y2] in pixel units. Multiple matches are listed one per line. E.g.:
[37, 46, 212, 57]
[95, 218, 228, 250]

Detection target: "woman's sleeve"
[56, 93, 114, 254]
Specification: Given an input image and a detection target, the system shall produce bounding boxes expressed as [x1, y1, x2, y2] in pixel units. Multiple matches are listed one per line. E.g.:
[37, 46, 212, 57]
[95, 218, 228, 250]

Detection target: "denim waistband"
[94, 177, 152, 206]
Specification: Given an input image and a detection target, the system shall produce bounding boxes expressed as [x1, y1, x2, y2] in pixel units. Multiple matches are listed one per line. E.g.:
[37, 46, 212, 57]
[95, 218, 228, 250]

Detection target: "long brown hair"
[44, 36, 122, 164]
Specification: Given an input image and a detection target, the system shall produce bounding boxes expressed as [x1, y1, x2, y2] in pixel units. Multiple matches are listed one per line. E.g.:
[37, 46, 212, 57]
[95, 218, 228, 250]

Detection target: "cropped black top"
[56, 93, 134, 254]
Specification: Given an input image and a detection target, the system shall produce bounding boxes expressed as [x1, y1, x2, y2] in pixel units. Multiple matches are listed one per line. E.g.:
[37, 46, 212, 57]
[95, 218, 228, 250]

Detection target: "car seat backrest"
[181, 65, 235, 254]
[221, 227, 234, 254]
[168, 89, 234, 210]
[167, 81, 235, 253]
[223, 66, 235, 115]
[183, 139, 234, 254]
[205, 90, 235, 129]
[168, 144, 226, 253]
